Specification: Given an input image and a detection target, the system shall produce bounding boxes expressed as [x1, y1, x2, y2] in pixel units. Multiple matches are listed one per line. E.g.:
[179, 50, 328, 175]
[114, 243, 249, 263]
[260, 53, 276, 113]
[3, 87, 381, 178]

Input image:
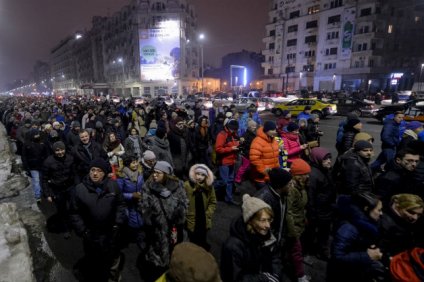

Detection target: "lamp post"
[199, 33, 205, 94]
[332, 74, 336, 92]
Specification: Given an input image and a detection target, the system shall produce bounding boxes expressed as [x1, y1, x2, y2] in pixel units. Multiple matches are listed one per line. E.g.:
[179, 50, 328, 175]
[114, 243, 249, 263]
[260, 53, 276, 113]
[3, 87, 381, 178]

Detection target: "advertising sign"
[139, 20, 181, 81]
[340, 7, 356, 59]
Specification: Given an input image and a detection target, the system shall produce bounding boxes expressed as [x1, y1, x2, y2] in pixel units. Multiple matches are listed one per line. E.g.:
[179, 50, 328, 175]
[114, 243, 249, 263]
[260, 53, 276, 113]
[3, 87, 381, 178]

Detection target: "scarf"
[83, 142, 92, 160]
[129, 135, 141, 156]
[122, 166, 140, 183]
[199, 125, 208, 138]
[107, 139, 121, 151]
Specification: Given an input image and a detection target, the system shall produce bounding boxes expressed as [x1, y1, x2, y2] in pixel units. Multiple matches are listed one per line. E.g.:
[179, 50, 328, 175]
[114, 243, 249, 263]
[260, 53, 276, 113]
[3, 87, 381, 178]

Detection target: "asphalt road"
[40, 113, 384, 282]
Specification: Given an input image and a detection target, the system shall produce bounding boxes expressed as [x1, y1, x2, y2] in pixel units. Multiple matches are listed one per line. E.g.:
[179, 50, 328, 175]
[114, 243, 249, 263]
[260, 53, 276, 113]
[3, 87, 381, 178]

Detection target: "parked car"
[328, 97, 378, 117]
[373, 99, 424, 121]
[402, 106, 424, 122]
[272, 98, 337, 118]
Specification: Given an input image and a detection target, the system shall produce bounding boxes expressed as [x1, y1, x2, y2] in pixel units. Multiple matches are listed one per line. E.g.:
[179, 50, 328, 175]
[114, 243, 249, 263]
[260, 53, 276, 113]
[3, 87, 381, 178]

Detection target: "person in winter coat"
[194, 116, 212, 167]
[304, 147, 336, 260]
[103, 132, 125, 177]
[379, 193, 423, 264]
[335, 113, 359, 154]
[281, 122, 309, 163]
[296, 106, 311, 121]
[285, 159, 311, 282]
[220, 194, 282, 282]
[327, 192, 384, 282]
[42, 141, 75, 238]
[255, 167, 293, 246]
[72, 129, 109, 184]
[22, 128, 49, 202]
[131, 107, 147, 138]
[305, 114, 323, 143]
[70, 158, 126, 282]
[375, 148, 421, 205]
[234, 119, 257, 184]
[249, 121, 280, 189]
[155, 242, 221, 282]
[371, 111, 404, 172]
[65, 120, 81, 152]
[338, 118, 362, 155]
[168, 117, 189, 178]
[143, 126, 174, 166]
[139, 161, 188, 282]
[123, 127, 143, 161]
[277, 110, 291, 136]
[184, 164, 217, 250]
[215, 119, 240, 204]
[338, 140, 375, 195]
[116, 154, 145, 250]
[141, 150, 157, 181]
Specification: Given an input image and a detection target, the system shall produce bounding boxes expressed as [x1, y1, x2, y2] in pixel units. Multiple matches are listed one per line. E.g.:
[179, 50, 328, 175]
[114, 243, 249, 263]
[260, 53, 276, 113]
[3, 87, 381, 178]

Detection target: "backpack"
[390, 247, 424, 282]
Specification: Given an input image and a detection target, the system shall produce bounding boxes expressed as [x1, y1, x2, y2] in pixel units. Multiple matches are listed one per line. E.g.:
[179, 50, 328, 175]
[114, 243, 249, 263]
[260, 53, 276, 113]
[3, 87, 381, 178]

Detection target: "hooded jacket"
[183, 164, 217, 232]
[338, 150, 374, 195]
[328, 195, 383, 282]
[281, 131, 303, 162]
[307, 149, 336, 221]
[249, 127, 280, 183]
[220, 216, 282, 282]
[143, 135, 174, 166]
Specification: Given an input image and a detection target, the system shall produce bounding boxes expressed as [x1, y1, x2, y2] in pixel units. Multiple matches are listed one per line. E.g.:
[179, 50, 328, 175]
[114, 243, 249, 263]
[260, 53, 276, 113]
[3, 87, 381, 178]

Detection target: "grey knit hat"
[242, 194, 271, 223]
[154, 161, 173, 175]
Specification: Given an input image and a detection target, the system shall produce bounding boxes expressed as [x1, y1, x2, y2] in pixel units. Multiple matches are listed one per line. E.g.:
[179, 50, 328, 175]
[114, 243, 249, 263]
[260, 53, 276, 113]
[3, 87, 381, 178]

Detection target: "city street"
[36, 112, 384, 282]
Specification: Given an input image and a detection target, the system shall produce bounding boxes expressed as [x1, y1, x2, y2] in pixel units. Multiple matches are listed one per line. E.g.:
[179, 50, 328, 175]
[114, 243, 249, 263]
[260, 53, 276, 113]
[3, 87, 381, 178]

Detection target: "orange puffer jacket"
[249, 127, 280, 183]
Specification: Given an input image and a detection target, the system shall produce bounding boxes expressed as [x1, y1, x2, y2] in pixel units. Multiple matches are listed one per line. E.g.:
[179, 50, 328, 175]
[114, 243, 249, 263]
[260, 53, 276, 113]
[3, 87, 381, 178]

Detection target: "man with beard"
[338, 140, 375, 195]
[73, 129, 108, 184]
[167, 117, 189, 178]
[42, 141, 75, 238]
[375, 148, 421, 205]
[70, 158, 126, 282]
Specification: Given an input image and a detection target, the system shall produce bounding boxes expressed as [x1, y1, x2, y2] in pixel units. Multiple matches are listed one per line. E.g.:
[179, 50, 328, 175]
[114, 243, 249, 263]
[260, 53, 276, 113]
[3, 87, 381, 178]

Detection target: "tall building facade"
[50, 0, 200, 97]
[262, 0, 424, 93]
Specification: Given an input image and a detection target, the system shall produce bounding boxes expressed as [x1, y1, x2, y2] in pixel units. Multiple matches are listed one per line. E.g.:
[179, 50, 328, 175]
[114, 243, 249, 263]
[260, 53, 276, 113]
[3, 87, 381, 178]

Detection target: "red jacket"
[281, 131, 302, 162]
[215, 128, 239, 166]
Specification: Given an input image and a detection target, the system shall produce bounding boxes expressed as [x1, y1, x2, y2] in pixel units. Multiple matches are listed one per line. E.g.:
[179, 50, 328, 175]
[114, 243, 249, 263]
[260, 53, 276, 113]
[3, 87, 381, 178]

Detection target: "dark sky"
[0, 0, 268, 90]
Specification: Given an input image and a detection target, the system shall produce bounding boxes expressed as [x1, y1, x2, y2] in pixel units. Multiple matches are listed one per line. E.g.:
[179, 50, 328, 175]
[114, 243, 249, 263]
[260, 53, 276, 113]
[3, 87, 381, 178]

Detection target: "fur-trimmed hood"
[189, 164, 214, 186]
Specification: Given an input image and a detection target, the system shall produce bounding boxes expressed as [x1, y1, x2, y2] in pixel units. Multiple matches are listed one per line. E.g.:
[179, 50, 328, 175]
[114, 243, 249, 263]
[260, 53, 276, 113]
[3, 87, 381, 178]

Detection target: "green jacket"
[183, 180, 217, 232]
[285, 182, 308, 238]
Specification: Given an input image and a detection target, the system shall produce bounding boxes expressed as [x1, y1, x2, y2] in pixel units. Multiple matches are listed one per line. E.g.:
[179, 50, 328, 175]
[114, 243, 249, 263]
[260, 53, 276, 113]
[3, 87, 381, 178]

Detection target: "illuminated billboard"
[139, 20, 181, 81]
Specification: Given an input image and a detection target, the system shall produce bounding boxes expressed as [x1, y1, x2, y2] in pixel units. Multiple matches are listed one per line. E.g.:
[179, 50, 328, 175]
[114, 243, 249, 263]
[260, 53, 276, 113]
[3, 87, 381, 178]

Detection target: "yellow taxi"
[271, 98, 337, 118]
[403, 107, 424, 122]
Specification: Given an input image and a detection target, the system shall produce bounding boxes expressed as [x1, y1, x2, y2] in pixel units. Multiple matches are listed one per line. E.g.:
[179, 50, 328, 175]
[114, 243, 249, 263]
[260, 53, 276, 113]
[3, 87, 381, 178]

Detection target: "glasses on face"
[257, 218, 273, 224]
[153, 170, 164, 175]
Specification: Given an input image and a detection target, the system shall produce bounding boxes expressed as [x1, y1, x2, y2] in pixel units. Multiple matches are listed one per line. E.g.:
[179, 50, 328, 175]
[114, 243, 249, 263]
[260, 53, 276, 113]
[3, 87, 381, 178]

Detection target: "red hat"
[290, 159, 311, 175]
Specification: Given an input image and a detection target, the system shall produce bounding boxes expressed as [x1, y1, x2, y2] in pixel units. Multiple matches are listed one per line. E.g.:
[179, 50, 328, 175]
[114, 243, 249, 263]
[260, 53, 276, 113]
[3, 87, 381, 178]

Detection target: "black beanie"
[52, 141, 66, 151]
[268, 168, 292, 188]
[354, 140, 373, 151]
[156, 126, 167, 139]
[226, 119, 239, 131]
[347, 118, 361, 128]
[89, 158, 111, 174]
[263, 121, 276, 132]
[287, 122, 299, 132]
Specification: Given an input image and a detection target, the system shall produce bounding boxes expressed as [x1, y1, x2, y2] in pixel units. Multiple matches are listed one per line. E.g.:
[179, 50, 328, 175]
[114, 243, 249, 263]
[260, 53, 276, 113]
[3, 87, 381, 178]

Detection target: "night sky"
[0, 0, 268, 90]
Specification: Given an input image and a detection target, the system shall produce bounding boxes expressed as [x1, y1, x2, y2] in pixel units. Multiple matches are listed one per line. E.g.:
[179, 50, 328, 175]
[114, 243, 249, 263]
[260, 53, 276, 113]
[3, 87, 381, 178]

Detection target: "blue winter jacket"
[380, 119, 400, 149]
[117, 173, 144, 228]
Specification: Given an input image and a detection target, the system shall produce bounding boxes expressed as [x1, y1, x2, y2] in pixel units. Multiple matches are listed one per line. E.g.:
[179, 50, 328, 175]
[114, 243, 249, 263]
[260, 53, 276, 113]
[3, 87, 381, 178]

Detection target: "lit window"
[388, 25, 393, 33]
[415, 16, 421, 23]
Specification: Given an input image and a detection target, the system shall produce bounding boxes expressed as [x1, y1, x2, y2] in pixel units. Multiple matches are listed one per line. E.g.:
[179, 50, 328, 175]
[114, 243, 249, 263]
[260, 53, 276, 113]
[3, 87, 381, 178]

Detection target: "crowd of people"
[1, 95, 424, 282]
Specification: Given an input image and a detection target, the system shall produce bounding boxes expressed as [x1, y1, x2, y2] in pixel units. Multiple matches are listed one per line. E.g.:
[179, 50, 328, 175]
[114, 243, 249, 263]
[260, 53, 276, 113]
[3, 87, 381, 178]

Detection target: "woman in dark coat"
[139, 161, 187, 282]
[304, 147, 336, 259]
[327, 192, 385, 282]
[379, 193, 424, 263]
[221, 195, 282, 282]
[338, 118, 362, 155]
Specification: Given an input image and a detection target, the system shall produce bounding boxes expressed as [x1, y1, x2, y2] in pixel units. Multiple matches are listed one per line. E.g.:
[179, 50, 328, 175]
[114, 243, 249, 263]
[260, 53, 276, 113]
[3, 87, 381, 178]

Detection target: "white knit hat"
[242, 194, 271, 223]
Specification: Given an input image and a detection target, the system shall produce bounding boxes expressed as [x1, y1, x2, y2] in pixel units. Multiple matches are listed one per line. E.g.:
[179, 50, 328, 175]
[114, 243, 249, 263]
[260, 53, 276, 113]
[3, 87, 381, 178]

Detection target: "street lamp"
[114, 58, 125, 96]
[332, 74, 336, 92]
[199, 33, 205, 94]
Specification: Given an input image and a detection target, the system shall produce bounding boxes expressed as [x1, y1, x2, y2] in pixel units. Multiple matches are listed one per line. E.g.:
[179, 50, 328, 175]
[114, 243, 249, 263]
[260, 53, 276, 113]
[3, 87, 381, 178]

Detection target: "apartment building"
[50, 0, 200, 97]
[262, 0, 424, 93]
